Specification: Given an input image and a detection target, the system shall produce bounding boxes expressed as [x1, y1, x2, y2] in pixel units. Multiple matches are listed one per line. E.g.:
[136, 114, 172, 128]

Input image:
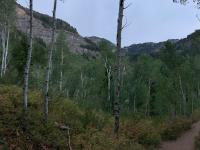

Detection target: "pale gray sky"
[17, 0, 200, 46]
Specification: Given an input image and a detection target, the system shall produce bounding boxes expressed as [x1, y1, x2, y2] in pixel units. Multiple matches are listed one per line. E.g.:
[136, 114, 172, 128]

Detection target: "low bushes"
[195, 132, 200, 150]
[160, 118, 192, 140]
[73, 128, 145, 150]
[121, 120, 161, 149]
[0, 86, 132, 149]
[0, 85, 200, 149]
[192, 110, 200, 123]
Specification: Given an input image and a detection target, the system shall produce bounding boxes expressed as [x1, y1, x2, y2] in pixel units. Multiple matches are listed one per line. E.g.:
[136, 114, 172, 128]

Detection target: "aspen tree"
[23, 0, 33, 112]
[114, 0, 125, 134]
[44, 0, 57, 122]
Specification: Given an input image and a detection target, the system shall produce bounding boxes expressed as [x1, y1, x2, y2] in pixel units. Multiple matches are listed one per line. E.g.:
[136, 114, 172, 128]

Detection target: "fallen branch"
[55, 122, 72, 150]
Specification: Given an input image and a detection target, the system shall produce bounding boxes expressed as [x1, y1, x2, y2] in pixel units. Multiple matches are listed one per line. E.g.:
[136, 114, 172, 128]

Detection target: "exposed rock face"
[16, 6, 52, 43]
[15, 4, 200, 59]
[15, 4, 99, 57]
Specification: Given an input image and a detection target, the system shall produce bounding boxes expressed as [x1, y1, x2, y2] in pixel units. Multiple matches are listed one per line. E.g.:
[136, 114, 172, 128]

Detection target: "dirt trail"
[159, 121, 200, 150]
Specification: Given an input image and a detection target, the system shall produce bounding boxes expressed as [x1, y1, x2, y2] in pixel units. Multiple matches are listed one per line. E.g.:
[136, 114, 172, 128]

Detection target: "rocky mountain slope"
[16, 4, 200, 59]
[16, 4, 105, 57]
[125, 30, 200, 57]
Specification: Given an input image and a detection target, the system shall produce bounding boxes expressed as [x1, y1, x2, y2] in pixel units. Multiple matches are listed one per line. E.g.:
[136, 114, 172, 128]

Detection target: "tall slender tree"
[114, 0, 125, 134]
[55, 31, 66, 91]
[104, 57, 112, 111]
[44, 0, 57, 122]
[60, 47, 64, 91]
[0, 0, 15, 77]
[23, 0, 33, 112]
[1, 27, 10, 77]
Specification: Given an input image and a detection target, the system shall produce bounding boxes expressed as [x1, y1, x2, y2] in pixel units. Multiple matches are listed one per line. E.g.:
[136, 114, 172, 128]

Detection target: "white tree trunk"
[66, 89, 69, 98]
[114, 0, 124, 134]
[104, 57, 112, 111]
[60, 48, 63, 91]
[3, 28, 10, 75]
[23, 0, 33, 112]
[80, 72, 85, 100]
[44, 0, 57, 122]
[133, 94, 136, 113]
[1, 28, 6, 77]
[145, 79, 151, 117]
[1, 25, 10, 77]
[108, 66, 111, 110]
[179, 74, 186, 116]
[197, 83, 200, 107]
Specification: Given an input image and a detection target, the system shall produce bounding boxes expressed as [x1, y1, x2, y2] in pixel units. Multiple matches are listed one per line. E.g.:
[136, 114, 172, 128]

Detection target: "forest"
[1, 0, 200, 150]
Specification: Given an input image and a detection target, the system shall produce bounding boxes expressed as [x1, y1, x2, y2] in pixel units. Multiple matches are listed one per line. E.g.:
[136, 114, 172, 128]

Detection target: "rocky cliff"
[16, 4, 200, 59]
[15, 4, 101, 57]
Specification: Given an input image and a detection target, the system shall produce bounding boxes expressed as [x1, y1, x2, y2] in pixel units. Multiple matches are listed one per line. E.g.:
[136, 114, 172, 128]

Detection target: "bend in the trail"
[159, 121, 200, 150]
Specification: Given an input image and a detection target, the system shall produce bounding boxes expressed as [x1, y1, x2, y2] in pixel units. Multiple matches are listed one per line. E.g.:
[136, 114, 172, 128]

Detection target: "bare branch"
[24, 0, 29, 8]
[196, 14, 200, 23]
[124, 3, 132, 10]
[122, 16, 131, 30]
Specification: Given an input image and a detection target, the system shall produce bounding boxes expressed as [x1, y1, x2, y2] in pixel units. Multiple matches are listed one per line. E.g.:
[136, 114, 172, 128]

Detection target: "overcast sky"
[17, 0, 200, 46]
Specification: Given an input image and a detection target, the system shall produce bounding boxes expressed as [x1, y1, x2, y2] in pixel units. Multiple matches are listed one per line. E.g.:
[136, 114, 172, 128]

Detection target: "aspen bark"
[1, 29, 5, 77]
[59, 48, 64, 91]
[105, 57, 111, 111]
[66, 89, 69, 98]
[23, 0, 33, 112]
[133, 94, 136, 113]
[145, 79, 151, 117]
[114, 0, 124, 134]
[80, 72, 86, 100]
[44, 0, 57, 122]
[3, 28, 9, 74]
[67, 128, 72, 150]
[179, 74, 186, 116]
[197, 83, 200, 107]
[108, 66, 111, 110]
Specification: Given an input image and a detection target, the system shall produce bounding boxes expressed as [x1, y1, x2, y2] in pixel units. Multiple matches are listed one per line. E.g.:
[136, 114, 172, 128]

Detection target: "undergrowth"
[0, 85, 199, 150]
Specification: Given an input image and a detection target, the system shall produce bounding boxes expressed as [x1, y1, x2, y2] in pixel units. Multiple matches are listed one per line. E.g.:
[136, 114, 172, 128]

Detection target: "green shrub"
[82, 109, 110, 130]
[73, 128, 145, 150]
[50, 99, 84, 131]
[195, 132, 200, 150]
[136, 121, 161, 148]
[1, 85, 198, 150]
[160, 117, 192, 140]
[192, 110, 200, 123]
[121, 120, 161, 148]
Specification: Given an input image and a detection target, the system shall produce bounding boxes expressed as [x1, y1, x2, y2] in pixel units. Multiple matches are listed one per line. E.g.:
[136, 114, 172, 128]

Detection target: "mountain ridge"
[125, 30, 200, 58]
[16, 3, 200, 58]
[15, 4, 103, 57]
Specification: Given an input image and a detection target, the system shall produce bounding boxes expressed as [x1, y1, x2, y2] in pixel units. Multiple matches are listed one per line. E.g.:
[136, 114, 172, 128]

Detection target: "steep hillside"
[125, 39, 178, 56]
[15, 4, 200, 59]
[17, 4, 78, 34]
[15, 4, 108, 57]
[126, 30, 200, 57]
